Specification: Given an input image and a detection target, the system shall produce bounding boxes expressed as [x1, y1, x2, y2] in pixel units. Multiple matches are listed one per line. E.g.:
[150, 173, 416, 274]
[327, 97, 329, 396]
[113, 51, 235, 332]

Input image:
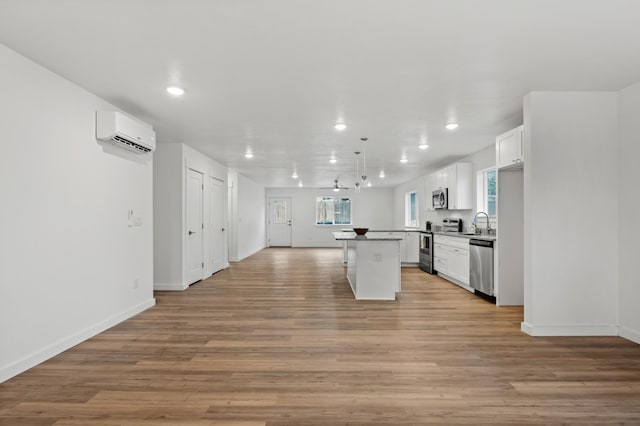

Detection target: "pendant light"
[354, 151, 361, 193]
[360, 137, 368, 184]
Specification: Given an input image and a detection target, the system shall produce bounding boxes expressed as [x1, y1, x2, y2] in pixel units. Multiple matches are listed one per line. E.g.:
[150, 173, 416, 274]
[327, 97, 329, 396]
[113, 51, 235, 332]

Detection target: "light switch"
[374, 253, 383, 262]
[134, 216, 142, 226]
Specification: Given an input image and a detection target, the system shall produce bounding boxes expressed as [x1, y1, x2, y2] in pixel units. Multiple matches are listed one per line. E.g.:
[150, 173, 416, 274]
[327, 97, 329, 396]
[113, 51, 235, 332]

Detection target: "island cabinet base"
[346, 240, 401, 300]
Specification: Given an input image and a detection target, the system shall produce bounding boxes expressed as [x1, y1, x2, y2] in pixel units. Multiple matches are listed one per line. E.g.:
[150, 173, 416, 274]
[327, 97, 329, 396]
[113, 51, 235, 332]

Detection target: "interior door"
[268, 197, 292, 247]
[186, 168, 204, 285]
[209, 177, 225, 274]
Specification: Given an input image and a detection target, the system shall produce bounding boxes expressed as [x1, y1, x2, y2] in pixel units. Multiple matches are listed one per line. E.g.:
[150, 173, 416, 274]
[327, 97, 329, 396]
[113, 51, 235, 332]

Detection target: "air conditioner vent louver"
[111, 135, 152, 153]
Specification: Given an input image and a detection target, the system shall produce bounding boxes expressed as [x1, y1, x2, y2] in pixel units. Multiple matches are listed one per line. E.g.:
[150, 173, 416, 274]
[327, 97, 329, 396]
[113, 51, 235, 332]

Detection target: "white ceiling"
[2, 0, 640, 188]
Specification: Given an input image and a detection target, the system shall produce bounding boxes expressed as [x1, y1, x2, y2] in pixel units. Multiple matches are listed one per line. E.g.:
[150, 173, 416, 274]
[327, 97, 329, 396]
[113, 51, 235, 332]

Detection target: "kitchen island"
[332, 231, 402, 300]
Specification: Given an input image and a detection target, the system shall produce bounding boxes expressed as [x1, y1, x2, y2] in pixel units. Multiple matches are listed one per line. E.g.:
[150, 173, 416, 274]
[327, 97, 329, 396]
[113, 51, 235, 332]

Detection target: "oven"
[432, 188, 448, 209]
[419, 231, 434, 274]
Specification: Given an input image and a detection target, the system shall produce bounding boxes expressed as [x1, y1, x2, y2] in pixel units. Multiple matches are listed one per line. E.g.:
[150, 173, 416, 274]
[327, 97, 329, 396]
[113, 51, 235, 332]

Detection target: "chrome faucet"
[473, 211, 491, 234]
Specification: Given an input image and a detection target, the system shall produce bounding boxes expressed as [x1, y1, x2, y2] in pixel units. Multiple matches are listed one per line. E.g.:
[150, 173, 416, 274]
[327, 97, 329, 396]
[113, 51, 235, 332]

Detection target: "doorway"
[209, 177, 225, 274]
[186, 168, 204, 284]
[268, 197, 292, 247]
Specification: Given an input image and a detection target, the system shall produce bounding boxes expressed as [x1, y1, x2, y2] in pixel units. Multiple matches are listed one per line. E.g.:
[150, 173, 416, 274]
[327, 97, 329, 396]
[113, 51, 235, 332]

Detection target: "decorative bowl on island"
[353, 227, 369, 235]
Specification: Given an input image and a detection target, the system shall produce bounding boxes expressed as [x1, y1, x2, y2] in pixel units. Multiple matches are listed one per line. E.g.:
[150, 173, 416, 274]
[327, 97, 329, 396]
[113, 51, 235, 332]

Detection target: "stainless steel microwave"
[432, 188, 448, 209]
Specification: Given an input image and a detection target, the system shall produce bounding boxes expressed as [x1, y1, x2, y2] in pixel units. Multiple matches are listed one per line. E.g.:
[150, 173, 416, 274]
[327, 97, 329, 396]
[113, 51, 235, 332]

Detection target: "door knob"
[188, 230, 195, 235]
[221, 227, 225, 232]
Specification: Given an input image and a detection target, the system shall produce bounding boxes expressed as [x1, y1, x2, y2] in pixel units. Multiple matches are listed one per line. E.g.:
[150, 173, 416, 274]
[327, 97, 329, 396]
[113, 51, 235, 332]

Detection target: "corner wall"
[228, 171, 266, 261]
[0, 44, 154, 382]
[522, 91, 618, 336]
[617, 82, 640, 343]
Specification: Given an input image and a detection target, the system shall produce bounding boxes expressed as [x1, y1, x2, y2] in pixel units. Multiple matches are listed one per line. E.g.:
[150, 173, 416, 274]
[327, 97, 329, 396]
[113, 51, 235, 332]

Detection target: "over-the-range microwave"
[432, 188, 448, 209]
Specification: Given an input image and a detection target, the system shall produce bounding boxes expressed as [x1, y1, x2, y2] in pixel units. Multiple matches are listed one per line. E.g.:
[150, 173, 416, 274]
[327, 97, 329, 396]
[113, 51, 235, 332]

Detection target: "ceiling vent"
[96, 111, 156, 154]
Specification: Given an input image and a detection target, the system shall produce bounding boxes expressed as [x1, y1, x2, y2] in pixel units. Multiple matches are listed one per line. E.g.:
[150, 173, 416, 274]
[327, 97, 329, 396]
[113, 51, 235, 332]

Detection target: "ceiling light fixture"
[446, 123, 459, 130]
[360, 138, 368, 183]
[419, 143, 429, 150]
[367, 181, 372, 187]
[334, 123, 347, 131]
[298, 181, 303, 187]
[329, 158, 337, 164]
[245, 152, 254, 159]
[379, 171, 385, 178]
[400, 157, 408, 163]
[166, 86, 185, 96]
[292, 172, 298, 179]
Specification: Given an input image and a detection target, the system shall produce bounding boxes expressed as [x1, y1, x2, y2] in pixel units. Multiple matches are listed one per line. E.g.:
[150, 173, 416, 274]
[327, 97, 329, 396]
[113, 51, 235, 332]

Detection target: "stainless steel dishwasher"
[469, 239, 494, 296]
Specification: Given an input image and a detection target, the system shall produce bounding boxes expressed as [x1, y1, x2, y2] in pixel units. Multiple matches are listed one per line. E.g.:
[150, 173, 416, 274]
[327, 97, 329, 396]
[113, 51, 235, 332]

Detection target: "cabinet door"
[405, 232, 419, 263]
[516, 125, 524, 163]
[496, 128, 519, 169]
[434, 243, 448, 273]
[448, 247, 470, 285]
[446, 164, 458, 209]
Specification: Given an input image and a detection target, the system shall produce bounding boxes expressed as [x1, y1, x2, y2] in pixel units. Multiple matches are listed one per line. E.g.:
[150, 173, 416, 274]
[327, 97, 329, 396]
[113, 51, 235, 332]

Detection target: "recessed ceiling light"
[379, 171, 385, 178]
[400, 157, 408, 163]
[419, 143, 429, 150]
[333, 187, 340, 192]
[334, 123, 347, 131]
[292, 172, 298, 179]
[245, 152, 254, 159]
[166, 86, 185, 96]
[367, 181, 372, 187]
[329, 158, 337, 164]
[445, 123, 459, 130]
[298, 181, 303, 187]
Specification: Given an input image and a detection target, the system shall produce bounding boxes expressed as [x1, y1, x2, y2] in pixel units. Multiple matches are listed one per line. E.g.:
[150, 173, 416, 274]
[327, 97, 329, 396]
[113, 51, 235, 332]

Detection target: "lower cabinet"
[434, 235, 470, 286]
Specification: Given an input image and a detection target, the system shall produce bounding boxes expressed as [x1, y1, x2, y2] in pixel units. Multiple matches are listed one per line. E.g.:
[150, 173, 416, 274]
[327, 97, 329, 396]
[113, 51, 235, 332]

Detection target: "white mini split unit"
[96, 111, 156, 154]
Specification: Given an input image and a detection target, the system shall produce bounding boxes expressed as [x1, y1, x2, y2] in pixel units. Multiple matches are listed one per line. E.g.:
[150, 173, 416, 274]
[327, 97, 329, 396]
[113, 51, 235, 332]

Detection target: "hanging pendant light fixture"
[360, 137, 368, 184]
[354, 151, 361, 193]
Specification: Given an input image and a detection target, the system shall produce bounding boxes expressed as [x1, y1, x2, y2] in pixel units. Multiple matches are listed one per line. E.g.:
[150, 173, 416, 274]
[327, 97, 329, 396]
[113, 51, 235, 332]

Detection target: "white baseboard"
[619, 325, 640, 344]
[153, 282, 188, 291]
[520, 323, 618, 337]
[0, 298, 155, 384]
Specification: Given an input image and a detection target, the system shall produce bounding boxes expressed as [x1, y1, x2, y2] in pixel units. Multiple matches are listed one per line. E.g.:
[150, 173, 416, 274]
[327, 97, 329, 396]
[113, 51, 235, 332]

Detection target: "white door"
[209, 177, 225, 274]
[268, 197, 292, 247]
[186, 168, 204, 284]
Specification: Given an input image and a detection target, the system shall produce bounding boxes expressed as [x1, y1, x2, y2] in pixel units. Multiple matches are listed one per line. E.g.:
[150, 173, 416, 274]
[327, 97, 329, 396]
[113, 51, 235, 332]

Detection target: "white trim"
[520, 323, 618, 337]
[0, 298, 155, 384]
[154, 282, 189, 291]
[619, 325, 640, 344]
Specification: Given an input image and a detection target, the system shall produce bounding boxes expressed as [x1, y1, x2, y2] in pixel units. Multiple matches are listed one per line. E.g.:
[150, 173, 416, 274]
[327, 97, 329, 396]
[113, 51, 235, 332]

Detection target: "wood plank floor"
[1, 248, 639, 425]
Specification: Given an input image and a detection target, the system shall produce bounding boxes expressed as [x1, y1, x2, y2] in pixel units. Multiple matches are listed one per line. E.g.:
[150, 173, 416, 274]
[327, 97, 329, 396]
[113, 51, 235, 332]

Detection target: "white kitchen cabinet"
[405, 232, 419, 263]
[433, 235, 471, 289]
[496, 125, 524, 169]
[429, 163, 472, 210]
[445, 163, 472, 210]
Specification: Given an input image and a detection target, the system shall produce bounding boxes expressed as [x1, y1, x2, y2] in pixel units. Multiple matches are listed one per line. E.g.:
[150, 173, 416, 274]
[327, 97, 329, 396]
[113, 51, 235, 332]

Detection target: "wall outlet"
[374, 254, 383, 262]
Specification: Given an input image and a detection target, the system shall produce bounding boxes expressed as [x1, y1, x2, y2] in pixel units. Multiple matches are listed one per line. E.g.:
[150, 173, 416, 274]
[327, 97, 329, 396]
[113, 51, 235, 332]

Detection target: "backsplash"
[424, 209, 497, 233]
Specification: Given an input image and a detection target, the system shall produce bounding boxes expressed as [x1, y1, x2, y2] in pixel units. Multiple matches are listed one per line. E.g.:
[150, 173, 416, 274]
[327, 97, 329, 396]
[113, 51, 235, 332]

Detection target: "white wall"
[522, 91, 618, 336]
[0, 44, 155, 382]
[228, 172, 266, 261]
[266, 187, 395, 247]
[617, 82, 640, 343]
[153, 143, 229, 290]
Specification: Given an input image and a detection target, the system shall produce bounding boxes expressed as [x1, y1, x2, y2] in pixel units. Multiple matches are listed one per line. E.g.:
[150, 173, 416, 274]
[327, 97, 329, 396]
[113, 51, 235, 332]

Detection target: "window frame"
[404, 190, 418, 228]
[315, 196, 353, 226]
[476, 167, 497, 219]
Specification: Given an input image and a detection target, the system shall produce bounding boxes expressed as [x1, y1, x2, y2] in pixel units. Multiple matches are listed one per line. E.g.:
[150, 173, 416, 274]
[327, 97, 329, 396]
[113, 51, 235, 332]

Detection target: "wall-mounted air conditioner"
[96, 111, 156, 154]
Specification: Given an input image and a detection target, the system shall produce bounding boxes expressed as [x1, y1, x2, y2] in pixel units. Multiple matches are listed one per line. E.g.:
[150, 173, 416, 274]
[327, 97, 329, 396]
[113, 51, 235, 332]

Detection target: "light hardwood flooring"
[1, 248, 639, 425]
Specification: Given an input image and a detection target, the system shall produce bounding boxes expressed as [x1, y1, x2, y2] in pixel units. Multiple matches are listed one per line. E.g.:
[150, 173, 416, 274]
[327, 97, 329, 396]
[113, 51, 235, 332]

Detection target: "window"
[477, 168, 497, 217]
[315, 197, 352, 225]
[405, 191, 418, 227]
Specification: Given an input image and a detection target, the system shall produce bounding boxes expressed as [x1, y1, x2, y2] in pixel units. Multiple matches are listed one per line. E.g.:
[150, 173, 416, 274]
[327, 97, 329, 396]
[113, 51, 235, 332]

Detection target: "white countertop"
[333, 231, 403, 241]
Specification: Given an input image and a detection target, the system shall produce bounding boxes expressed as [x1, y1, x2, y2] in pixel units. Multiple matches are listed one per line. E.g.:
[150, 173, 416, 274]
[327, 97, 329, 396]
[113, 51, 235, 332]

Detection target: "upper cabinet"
[496, 125, 524, 169]
[428, 162, 473, 210]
